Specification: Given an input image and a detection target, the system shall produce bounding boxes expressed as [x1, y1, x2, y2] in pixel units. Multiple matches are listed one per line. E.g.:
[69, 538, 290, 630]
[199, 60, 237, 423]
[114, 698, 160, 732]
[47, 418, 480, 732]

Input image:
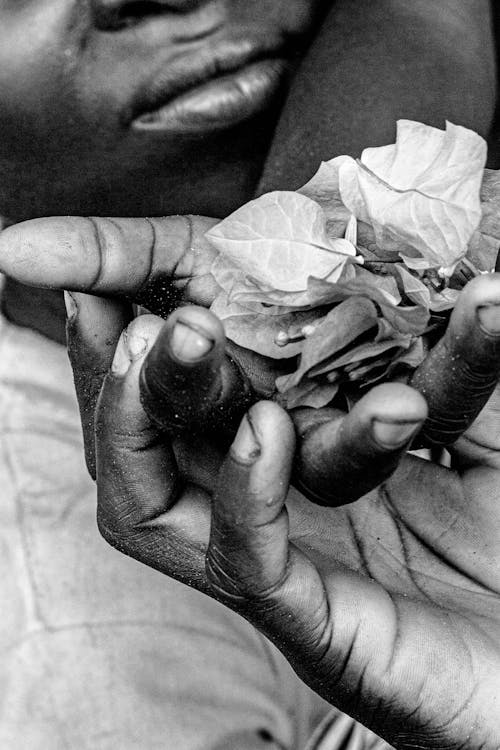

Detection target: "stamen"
[344, 214, 358, 246]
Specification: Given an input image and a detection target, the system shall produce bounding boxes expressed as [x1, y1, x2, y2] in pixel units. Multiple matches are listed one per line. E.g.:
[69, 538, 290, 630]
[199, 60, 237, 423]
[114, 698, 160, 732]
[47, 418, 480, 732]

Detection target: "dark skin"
[0, 0, 324, 221]
[1, 0, 497, 343]
[4, 220, 500, 748]
[1, 0, 500, 747]
[0, 0, 324, 341]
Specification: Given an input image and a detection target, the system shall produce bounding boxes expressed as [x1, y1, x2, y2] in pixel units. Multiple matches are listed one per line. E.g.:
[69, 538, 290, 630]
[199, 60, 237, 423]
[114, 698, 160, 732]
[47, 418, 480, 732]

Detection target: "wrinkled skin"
[2, 207, 500, 748]
[0, 1, 499, 748]
[94, 305, 500, 750]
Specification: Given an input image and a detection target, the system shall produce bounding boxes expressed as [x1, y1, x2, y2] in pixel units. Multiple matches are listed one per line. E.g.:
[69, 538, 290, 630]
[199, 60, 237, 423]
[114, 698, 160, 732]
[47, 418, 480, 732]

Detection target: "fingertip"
[63, 290, 78, 323]
[218, 402, 293, 532]
[165, 305, 226, 365]
[246, 400, 296, 457]
[362, 383, 428, 424]
[452, 273, 500, 336]
[138, 307, 228, 434]
[231, 413, 262, 465]
[458, 271, 500, 307]
[227, 402, 295, 504]
[354, 384, 427, 451]
[294, 384, 428, 506]
[231, 401, 295, 466]
[0, 221, 36, 279]
[0, 217, 99, 287]
[111, 314, 164, 378]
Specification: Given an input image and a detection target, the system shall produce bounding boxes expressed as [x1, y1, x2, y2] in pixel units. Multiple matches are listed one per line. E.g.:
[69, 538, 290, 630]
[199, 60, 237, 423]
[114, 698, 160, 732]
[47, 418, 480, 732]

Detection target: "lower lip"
[132, 58, 288, 135]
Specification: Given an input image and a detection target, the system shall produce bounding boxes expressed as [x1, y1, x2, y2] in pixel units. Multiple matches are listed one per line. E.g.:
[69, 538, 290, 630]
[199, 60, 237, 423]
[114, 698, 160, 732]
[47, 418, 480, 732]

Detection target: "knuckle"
[77, 216, 113, 290]
[96, 489, 147, 547]
[205, 546, 286, 609]
[420, 415, 467, 446]
[442, 333, 496, 379]
[205, 556, 250, 607]
[458, 358, 497, 390]
[96, 508, 129, 552]
[134, 216, 188, 315]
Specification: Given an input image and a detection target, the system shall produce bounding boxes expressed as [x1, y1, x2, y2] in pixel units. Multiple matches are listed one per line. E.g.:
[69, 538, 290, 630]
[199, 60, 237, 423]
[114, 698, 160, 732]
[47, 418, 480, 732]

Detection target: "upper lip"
[131, 35, 291, 122]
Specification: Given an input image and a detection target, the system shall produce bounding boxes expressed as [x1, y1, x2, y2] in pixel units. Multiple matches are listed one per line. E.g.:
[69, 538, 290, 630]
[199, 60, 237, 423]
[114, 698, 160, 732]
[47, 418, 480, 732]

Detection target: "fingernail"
[478, 304, 500, 334]
[372, 419, 421, 448]
[495, 249, 500, 273]
[232, 415, 261, 463]
[170, 321, 214, 363]
[64, 291, 78, 322]
[111, 329, 148, 377]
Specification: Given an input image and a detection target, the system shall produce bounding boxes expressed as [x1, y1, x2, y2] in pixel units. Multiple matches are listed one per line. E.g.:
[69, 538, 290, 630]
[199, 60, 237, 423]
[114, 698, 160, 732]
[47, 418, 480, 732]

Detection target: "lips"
[131, 38, 292, 134]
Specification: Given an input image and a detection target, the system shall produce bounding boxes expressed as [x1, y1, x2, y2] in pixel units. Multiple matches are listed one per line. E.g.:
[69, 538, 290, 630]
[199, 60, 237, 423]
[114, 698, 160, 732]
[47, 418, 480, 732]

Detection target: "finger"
[0, 215, 219, 315]
[64, 291, 133, 478]
[205, 400, 330, 658]
[139, 306, 255, 437]
[292, 383, 427, 507]
[208, 434, 490, 750]
[411, 273, 500, 446]
[95, 314, 212, 586]
[206, 401, 300, 601]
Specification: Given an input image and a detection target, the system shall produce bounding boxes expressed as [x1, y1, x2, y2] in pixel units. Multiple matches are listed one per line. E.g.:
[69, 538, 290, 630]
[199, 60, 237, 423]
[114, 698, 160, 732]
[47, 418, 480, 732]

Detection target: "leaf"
[210, 292, 323, 359]
[427, 286, 460, 313]
[390, 337, 426, 371]
[394, 265, 431, 308]
[276, 379, 339, 410]
[345, 356, 399, 385]
[304, 271, 429, 336]
[283, 297, 379, 389]
[231, 263, 358, 311]
[337, 121, 487, 272]
[297, 160, 351, 238]
[466, 229, 499, 274]
[206, 191, 359, 293]
[308, 335, 413, 378]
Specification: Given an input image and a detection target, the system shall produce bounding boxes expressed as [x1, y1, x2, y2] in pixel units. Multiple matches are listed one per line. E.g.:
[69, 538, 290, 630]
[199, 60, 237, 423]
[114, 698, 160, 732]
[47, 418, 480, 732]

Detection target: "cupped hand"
[92, 306, 500, 750]
[1, 214, 500, 747]
[0, 214, 431, 501]
[2, 210, 500, 505]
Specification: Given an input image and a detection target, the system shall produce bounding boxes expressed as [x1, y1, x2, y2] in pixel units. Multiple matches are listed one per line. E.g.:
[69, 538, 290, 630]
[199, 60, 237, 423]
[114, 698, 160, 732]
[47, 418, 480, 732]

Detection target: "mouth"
[131, 39, 292, 135]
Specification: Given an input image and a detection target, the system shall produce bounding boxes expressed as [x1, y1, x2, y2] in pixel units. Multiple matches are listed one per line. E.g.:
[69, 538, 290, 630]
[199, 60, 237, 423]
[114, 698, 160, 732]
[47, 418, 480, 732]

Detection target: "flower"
[206, 121, 494, 409]
[206, 190, 362, 295]
[330, 120, 487, 274]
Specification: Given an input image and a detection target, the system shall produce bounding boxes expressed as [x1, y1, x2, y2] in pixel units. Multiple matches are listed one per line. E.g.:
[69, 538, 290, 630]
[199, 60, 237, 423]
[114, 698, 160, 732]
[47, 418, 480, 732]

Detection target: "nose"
[92, 0, 207, 30]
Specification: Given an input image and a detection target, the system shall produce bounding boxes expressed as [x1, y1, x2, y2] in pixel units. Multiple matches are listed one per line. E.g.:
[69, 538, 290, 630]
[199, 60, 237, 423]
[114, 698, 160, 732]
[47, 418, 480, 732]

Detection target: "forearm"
[260, 0, 497, 191]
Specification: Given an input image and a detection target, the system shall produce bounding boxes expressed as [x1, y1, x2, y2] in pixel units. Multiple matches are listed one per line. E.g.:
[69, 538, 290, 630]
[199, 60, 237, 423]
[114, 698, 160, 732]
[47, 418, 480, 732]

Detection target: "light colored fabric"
[0, 312, 390, 749]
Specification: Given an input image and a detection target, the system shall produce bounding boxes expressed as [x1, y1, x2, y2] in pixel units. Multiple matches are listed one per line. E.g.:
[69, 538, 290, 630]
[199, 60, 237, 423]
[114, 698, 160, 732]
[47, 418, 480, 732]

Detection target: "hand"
[89, 302, 500, 750]
[2, 215, 500, 748]
[0, 214, 434, 503]
[96, 305, 500, 750]
[3, 206, 500, 505]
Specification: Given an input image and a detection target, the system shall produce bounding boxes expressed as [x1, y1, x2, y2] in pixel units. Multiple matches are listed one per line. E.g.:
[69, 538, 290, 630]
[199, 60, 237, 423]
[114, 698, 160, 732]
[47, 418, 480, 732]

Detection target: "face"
[0, 0, 323, 223]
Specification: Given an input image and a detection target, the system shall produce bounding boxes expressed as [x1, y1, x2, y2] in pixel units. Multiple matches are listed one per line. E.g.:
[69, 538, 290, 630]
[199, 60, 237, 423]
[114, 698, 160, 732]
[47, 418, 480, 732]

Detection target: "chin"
[1, 116, 273, 222]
